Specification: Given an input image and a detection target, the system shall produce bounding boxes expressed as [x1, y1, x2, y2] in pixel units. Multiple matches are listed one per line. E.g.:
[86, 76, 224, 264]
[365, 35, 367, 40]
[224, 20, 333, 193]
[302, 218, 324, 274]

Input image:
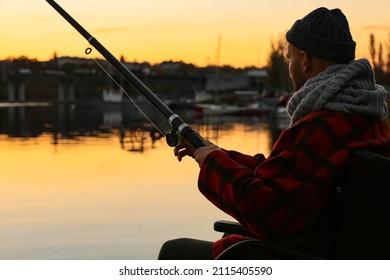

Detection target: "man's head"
[285, 7, 356, 91]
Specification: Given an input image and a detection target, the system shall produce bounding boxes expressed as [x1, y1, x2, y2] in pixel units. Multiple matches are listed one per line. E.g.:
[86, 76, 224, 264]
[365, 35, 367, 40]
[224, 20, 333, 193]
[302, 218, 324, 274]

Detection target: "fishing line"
[46, 0, 204, 148]
[86, 46, 166, 136]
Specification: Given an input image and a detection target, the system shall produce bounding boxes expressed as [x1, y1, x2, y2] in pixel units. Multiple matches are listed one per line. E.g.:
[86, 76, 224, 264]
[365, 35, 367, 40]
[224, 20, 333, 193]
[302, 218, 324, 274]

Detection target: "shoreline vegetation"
[1, 34, 389, 117]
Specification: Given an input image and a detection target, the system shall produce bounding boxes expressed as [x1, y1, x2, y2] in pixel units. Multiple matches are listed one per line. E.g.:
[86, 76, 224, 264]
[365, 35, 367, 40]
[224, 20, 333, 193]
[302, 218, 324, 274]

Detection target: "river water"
[0, 103, 288, 259]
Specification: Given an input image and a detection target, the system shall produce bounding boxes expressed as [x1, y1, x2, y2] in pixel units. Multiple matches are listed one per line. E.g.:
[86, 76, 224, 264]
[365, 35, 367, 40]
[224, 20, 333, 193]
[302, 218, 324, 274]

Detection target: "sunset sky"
[1, 0, 390, 68]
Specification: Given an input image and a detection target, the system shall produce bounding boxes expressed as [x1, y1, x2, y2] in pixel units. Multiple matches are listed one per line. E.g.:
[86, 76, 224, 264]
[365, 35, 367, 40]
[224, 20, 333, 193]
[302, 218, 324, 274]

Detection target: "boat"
[194, 89, 214, 103]
[194, 103, 243, 116]
[165, 98, 197, 110]
[236, 102, 275, 117]
[102, 89, 123, 103]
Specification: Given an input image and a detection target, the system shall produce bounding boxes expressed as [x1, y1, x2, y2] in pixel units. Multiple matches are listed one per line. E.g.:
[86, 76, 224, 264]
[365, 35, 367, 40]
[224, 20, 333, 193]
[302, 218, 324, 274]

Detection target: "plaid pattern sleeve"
[197, 110, 390, 259]
[220, 149, 266, 172]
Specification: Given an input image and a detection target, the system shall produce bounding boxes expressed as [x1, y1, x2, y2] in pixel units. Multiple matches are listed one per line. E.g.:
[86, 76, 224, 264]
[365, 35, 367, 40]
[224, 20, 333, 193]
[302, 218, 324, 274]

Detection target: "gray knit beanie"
[286, 7, 356, 62]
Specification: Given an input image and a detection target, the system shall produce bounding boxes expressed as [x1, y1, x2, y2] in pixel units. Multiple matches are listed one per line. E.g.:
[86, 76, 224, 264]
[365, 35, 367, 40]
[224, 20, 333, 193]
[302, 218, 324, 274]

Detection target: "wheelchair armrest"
[214, 220, 320, 259]
[214, 220, 256, 237]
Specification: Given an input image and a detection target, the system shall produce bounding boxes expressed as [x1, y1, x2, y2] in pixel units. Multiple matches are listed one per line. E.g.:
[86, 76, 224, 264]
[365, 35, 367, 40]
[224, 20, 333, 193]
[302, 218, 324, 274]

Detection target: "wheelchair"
[214, 150, 390, 260]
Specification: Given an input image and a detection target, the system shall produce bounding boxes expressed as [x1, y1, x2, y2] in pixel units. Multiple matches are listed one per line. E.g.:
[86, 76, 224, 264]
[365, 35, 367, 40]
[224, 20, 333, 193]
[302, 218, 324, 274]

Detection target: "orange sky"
[1, 0, 390, 68]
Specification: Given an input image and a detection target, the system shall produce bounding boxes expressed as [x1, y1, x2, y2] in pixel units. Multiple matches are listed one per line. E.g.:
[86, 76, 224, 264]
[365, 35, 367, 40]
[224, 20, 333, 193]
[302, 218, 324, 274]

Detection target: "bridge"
[4, 71, 80, 102]
[1, 69, 205, 104]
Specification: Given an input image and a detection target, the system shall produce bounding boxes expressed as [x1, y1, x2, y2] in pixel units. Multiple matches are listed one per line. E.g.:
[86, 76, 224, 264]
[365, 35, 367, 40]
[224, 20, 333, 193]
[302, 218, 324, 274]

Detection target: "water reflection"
[0, 103, 288, 151]
[0, 104, 288, 259]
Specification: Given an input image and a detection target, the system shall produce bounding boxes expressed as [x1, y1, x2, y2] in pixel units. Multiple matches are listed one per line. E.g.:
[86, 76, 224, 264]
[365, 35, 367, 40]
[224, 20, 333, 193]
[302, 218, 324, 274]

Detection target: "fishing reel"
[166, 129, 181, 147]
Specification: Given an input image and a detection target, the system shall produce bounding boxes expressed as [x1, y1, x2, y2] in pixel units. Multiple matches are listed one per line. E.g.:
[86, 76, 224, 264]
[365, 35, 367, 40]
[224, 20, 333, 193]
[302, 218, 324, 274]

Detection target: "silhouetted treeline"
[369, 33, 390, 86]
[1, 55, 261, 78]
[2, 32, 390, 92]
[266, 34, 390, 91]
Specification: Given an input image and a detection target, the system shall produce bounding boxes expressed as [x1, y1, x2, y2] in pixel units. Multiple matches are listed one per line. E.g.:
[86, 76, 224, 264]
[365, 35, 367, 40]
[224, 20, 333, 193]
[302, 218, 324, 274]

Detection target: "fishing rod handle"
[181, 127, 205, 149]
[169, 115, 204, 148]
[166, 128, 204, 148]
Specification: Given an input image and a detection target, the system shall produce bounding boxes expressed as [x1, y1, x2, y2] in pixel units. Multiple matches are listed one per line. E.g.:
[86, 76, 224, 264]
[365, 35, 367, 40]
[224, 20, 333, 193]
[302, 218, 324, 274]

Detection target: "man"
[158, 7, 390, 259]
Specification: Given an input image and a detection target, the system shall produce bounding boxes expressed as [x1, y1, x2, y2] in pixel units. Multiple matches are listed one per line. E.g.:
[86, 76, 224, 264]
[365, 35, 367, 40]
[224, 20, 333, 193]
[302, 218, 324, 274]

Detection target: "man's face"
[286, 43, 307, 92]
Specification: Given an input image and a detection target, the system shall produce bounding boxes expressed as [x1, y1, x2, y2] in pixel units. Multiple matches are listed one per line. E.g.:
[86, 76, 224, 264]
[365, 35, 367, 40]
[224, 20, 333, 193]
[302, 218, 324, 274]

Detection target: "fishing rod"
[46, 0, 204, 149]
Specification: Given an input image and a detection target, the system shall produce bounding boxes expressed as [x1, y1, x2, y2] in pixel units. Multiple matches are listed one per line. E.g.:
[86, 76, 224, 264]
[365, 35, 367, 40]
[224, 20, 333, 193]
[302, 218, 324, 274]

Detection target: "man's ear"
[300, 50, 312, 74]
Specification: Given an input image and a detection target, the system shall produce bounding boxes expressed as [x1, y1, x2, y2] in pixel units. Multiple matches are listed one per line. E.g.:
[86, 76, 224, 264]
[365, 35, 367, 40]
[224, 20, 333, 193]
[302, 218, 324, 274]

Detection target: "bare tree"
[266, 38, 291, 92]
[378, 43, 384, 72]
[370, 33, 377, 69]
[387, 33, 390, 74]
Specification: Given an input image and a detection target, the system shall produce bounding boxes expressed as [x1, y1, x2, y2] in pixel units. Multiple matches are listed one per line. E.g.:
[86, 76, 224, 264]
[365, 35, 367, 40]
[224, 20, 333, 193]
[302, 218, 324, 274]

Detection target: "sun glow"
[1, 0, 390, 67]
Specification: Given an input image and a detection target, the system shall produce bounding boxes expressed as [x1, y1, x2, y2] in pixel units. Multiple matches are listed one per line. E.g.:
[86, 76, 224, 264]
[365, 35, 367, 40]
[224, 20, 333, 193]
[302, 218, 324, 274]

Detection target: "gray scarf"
[287, 58, 388, 126]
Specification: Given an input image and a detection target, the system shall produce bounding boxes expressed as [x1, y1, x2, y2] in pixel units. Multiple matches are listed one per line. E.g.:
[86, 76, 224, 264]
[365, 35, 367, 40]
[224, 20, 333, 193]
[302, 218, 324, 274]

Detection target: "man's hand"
[174, 136, 221, 167]
[174, 139, 197, 162]
[174, 130, 204, 162]
[193, 140, 221, 167]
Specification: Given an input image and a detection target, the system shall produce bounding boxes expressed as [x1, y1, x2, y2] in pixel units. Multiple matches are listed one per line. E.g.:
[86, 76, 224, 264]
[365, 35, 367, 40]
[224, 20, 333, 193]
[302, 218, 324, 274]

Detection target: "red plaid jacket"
[197, 110, 390, 259]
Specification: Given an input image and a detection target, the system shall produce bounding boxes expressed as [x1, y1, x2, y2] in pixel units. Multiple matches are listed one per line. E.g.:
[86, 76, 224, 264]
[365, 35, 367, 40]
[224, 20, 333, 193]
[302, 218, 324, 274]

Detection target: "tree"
[387, 33, 390, 74]
[369, 33, 390, 86]
[370, 33, 377, 69]
[378, 43, 384, 71]
[266, 38, 291, 92]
